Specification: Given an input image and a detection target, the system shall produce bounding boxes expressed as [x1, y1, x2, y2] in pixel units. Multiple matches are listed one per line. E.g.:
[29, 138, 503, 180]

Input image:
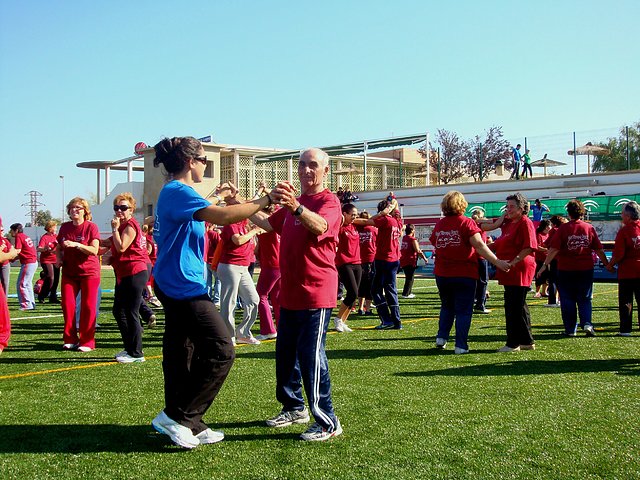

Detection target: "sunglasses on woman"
[113, 205, 130, 212]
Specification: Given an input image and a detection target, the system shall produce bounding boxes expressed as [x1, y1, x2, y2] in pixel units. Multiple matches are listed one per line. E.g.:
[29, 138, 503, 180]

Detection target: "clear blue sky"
[1, 0, 638, 224]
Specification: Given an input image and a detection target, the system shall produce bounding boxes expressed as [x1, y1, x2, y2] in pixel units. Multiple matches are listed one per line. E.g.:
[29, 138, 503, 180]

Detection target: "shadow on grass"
[0, 424, 301, 453]
[397, 358, 640, 377]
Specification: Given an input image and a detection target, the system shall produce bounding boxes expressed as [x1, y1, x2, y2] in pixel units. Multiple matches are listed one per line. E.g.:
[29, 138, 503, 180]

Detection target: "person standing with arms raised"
[251, 148, 343, 441]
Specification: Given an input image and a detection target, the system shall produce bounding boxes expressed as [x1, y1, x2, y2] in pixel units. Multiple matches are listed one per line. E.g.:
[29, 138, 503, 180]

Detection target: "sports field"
[0, 268, 638, 480]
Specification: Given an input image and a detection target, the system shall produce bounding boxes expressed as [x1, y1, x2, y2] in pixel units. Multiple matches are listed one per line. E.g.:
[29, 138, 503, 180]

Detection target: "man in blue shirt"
[510, 144, 522, 180]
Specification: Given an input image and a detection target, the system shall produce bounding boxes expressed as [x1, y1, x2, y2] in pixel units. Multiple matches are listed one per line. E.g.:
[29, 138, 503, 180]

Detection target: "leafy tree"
[465, 126, 512, 181]
[592, 121, 640, 172]
[34, 210, 61, 226]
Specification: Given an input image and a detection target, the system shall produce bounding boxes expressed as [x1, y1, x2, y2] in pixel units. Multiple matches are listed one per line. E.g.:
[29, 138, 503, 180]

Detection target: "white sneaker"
[341, 323, 353, 333]
[62, 343, 78, 350]
[196, 428, 224, 444]
[300, 419, 343, 441]
[255, 333, 277, 341]
[236, 336, 260, 345]
[117, 353, 145, 363]
[454, 347, 469, 354]
[617, 332, 632, 337]
[77, 346, 94, 353]
[583, 324, 596, 337]
[266, 407, 310, 427]
[152, 411, 199, 449]
[114, 350, 127, 359]
[435, 337, 447, 349]
[402, 294, 416, 299]
[334, 318, 345, 332]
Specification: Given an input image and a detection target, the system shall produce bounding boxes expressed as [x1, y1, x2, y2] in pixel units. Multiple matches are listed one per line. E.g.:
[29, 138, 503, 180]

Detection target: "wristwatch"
[293, 205, 304, 216]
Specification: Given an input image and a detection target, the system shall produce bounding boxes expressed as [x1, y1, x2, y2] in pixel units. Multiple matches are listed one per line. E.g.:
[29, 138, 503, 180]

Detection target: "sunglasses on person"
[194, 156, 208, 165]
[113, 205, 130, 212]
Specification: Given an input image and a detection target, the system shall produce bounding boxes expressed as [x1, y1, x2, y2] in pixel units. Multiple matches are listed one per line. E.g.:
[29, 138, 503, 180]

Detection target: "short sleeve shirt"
[613, 220, 640, 279]
[38, 232, 58, 264]
[492, 217, 537, 286]
[374, 212, 403, 262]
[429, 215, 481, 279]
[268, 189, 341, 310]
[220, 220, 254, 267]
[153, 180, 211, 299]
[15, 232, 37, 265]
[550, 220, 603, 271]
[336, 223, 361, 266]
[357, 225, 377, 263]
[57, 221, 101, 278]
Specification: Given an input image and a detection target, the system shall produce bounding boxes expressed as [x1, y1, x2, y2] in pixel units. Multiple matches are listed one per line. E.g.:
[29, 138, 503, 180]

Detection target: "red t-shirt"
[0, 237, 12, 266]
[146, 232, 157, 264]
[336, 223, 361, 266]
[613, 220, 640, 279]
[205, 229, 220, 265]
[374, 211, 403, 262]
[111, 218, 148, 280]
[492, 216, 537, 286]
[57, 221, 101, 278]
[429, 215, 481, 279]
[220, 220, 253, 267]
[257, 230, 280, 269]
[268, 188, 341, 310]
[38, 232, 58, 264]
[15, 232, 37, 265]
[399, 234, 419, 268]
[534, 232, 548, 262]
[357, 225, 377, 263]
[550, 220, 603, 271]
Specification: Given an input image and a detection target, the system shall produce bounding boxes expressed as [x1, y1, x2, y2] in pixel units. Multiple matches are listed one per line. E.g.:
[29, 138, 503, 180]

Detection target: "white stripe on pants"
[217, 263, 259, 338]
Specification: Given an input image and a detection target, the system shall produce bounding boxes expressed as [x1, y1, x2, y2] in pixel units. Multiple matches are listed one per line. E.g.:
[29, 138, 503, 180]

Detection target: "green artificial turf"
[0, 268, 638, 479]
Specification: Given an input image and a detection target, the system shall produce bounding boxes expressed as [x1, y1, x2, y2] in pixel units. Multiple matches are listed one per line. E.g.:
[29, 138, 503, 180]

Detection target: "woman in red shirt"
[0, 242, 18, 353]
[533, 220, 551, 298]
[491, 193, 538, 352]
[217, 219, 263, 344]
[356, 212, 377, 315]
[256, 205, 281, 340]
[105, 193, 149, 363]
[37, 220, 60, 304]
[9, 223, 38, 311]
[606, 201, 640, 336]
[430, 191, 510, 354]
[334, 203, 361, 333]
[540, 199, 607, 337]
[57, 197, 101, 352]
[399, 224, 428, 299]
[0, 223, 12, 295]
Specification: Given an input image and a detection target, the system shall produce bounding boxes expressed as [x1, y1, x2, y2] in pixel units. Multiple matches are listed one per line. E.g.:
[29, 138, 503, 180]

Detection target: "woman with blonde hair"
[56, 197, 101, 352]
[430, 191, 510, 353]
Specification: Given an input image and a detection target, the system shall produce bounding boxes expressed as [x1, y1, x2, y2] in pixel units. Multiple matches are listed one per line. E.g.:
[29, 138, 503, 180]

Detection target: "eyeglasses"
[113, 205, 130, 212]
[194, 156, 208, 165]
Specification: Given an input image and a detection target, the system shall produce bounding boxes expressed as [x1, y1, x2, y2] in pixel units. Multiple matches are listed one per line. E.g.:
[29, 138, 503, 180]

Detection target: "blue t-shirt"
[153, 180, 211, 299]
[530, 204, 548, 222]
[512, 147, 522, 163]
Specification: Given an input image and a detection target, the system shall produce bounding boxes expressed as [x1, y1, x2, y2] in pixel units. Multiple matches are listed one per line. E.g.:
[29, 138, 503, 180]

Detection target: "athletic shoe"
[116, 353, 145, 363]
[152, 411, 199, 449]
[454, 347, 469, 354]
[435, 337, 447, 349]
[544, 303, 561, 308]
[236, 336, 260, 345]
[148, 297, 162, 308]
[474, 308, 491, 314]
[497, 345, 520, 352]
[401, 294, 415, 299]
[147, 314, 157, 329]
[374, 323, 394, 330]
[534, 292, 541, 298]
[584, 325, 596, 337]
[334, 318, 345, 332]
[255, 333, 277, 341]
[300, 419, 342, 442]
[77, 346, 94, 353]
[563, 332, 577, 337]
[617, 332, 632, 337]
[114, 350, 127, 359]
[266, 408, 310, 428]
[519, 344, 536, 350]
[62, 343, 78, 350]
[341, 323, 353, 333]
[196, 428, 224, 444]
[391, 324, 403, 330]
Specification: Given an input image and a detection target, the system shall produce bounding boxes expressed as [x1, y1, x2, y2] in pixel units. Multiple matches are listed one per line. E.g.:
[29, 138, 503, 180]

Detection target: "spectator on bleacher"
[606, 201, 640, 336]
[538, 199, 608, 337]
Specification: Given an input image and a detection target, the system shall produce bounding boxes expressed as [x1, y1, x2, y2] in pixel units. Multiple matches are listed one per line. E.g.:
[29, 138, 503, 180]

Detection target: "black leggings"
[113, 270, 148, 357]
[338, 264, 363, 308]
[39, 263, 60, 301]
[402, 264, 417, 296]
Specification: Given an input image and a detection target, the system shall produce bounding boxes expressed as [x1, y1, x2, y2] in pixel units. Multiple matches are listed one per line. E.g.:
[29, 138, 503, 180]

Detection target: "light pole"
[60, 175, 65, 220]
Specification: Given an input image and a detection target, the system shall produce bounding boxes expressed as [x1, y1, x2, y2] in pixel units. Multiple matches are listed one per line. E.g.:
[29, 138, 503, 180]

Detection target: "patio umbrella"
[567, 142, 611, 174]
[530, 154, 566, 177]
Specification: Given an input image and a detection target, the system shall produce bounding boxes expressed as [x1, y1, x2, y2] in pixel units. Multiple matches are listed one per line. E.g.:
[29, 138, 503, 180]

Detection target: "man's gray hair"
[300, 148, 329, 167]
[623, 201, 640, 220]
